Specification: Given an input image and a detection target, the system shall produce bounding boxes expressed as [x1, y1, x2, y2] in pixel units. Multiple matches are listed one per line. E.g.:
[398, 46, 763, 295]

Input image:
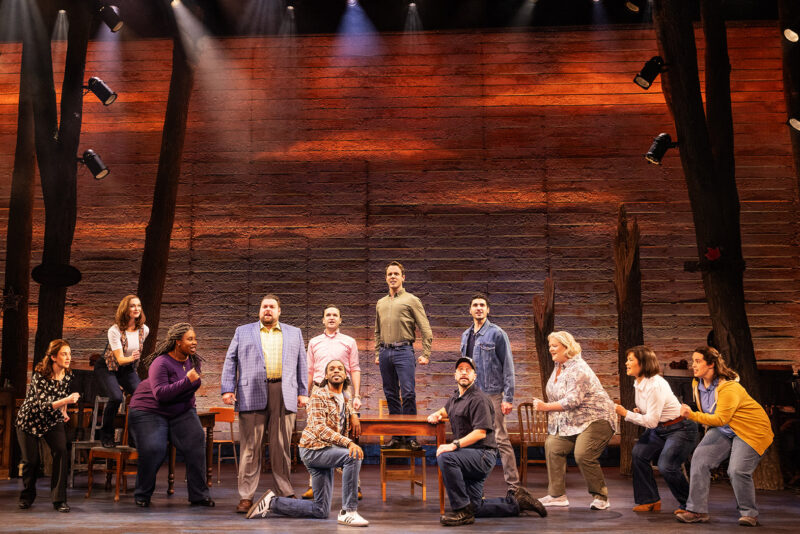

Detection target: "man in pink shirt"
[302, 305, 362, 500]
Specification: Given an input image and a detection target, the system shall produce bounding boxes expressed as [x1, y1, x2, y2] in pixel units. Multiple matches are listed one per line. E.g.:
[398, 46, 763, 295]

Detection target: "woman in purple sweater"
[129, 322, 213, 508]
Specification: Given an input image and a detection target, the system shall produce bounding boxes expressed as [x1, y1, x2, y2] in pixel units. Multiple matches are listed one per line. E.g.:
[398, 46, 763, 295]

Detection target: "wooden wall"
[0, 24, 798, 431]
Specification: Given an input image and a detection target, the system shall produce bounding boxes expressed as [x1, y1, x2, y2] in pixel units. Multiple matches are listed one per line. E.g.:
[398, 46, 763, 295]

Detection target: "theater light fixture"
[78, 149, 109, 179]
[784, 27, 799, 43]
[85, 77, 117, 105]
[625, 0, 646, 13]
[98, 4, 123, 32]
[633, 56, 664, 89]
[645, 133, 678, 165]
[789, 118, 800, 131]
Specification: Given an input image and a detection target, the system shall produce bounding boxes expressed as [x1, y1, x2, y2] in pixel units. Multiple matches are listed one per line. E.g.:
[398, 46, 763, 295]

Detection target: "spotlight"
[633, 56, 664, 89]
[785, 28, 799, 43]
[645, 133, 678, 165]
[625, 0, 646, 13]
[98, 4, 123, 33]
[789, 118, 800, 131]
[78, 149, 109, 179]
[85, 77, 117, 105]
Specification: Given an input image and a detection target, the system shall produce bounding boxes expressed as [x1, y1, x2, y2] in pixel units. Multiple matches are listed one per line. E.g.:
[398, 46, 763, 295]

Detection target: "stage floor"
[2, 464, 798, 533]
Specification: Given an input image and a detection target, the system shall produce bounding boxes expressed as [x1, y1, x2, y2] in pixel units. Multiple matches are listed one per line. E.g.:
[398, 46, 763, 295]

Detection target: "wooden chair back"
[517, 401, 548, 485]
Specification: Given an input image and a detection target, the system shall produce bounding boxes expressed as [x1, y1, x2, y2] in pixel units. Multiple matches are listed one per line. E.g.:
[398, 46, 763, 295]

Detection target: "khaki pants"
[489, 394, 520, 491]
[545, 419, 614, 500]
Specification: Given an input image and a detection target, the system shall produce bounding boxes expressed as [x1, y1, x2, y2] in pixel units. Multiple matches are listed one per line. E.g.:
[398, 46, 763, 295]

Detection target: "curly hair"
[548, 331, 582, 358]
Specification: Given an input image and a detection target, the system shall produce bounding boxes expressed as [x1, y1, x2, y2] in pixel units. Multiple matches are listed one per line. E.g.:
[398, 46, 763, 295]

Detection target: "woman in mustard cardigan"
[675, 346, 773, 527]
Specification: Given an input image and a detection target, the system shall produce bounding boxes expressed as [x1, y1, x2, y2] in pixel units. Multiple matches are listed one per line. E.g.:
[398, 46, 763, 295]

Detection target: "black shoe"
[135, 498, 150, 507]
[53, 502, 70, 513]
[381, 437, 405, 449]
[18, 500, 32, 510]
[407, 439, 422, 451]
[101, 437, 116, 448]
[440, 507, 475, 526]
[513, 487, 547, 517]
[190, 498, 215, 507]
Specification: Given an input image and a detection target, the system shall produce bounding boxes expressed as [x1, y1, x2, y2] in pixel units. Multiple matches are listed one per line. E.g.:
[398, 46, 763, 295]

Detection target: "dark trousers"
[94, 359, 140, 441]
[379, 344, 416, 416]
[632, 419, 698, 507]
[437, 447, 519, 517]
[128, 408, 209, 502]
[16, 423, 69, 504]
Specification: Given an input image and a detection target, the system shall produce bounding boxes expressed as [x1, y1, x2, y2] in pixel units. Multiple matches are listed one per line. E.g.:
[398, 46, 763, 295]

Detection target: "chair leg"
[217, 443, 221, 484]
[421, 459, 426, 501]
[114, 460, 122, 502]
[380, 455, 387, 502]
[86, 452, 94, 498]
[520, 446, 527, 486]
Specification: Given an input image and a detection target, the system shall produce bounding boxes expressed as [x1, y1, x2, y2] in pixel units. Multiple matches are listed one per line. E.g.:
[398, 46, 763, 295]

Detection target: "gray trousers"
[237, 381, 296, 499]
[489, 393, 520, 491]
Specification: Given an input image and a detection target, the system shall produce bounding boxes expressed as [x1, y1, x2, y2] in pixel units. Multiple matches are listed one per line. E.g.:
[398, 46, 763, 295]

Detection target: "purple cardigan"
[130, 354, 201, 419]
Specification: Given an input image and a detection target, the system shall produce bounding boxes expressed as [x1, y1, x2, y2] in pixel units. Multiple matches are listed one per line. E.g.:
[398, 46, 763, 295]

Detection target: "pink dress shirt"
[307, 330, 360, 383]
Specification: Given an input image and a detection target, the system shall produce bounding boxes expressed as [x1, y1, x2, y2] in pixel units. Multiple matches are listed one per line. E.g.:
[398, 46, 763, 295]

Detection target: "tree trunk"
[532, 276, 555, 399]
[137, 10, 196, 364]
[651, 0, 781, 489]
[613, 205, 644, 476]
[31, 0, 91, 365]
[1, 30, 37, 399]
[778, 0, 800, 191]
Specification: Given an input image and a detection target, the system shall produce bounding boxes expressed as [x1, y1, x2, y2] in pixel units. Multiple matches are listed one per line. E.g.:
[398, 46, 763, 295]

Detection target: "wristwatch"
[452, 439, 461, 450]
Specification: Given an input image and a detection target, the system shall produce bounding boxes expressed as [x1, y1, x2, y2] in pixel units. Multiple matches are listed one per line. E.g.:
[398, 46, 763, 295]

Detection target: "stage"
[2, 463, 798, 533]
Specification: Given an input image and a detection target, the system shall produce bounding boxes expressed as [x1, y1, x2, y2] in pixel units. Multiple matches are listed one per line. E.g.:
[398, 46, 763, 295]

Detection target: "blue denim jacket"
[460, 319, 515, 403]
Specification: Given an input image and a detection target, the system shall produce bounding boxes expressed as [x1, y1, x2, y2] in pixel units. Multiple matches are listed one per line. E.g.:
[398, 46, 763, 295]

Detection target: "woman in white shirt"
[615, 346, 698, 513]
[93, 295, 149, 447]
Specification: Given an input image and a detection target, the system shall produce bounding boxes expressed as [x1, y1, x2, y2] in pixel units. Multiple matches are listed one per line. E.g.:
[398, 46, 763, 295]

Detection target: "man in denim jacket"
[460, 293, 519, 495]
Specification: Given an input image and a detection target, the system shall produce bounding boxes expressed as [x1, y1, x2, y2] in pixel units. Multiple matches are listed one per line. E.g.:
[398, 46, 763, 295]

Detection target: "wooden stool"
[380, 447, 426, 502]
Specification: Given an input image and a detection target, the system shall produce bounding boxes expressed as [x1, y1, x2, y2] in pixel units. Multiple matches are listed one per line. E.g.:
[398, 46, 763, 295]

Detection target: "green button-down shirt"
[374, 288, 433, 359]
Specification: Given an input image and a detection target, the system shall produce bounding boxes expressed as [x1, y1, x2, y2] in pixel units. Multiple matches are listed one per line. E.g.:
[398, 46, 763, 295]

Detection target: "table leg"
[436, 424, 445, 514]
[206, 425, 214, 487]
[168, 445, 176, 495]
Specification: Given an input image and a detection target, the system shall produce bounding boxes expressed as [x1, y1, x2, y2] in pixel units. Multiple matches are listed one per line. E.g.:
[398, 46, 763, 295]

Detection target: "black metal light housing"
[79, 149, 109, 179]
[99, 4, 123, 32]
[633, 56, 664, 89]
[644, 133, 678, 165]
[86, 77, 117, 105]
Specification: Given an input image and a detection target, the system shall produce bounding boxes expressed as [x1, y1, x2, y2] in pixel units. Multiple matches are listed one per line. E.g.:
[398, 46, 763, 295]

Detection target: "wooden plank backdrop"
[0, 24, 797, 437]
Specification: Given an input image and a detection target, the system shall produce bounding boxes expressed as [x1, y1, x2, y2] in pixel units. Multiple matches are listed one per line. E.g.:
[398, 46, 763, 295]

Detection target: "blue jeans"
[94, 358, 140, 442]
[686, 427, 763, 517]
[379, 345, 417, 416]
[631, 419, 697, 507]
[437, 447, 519, 517]
[269, 446, 361, 518]
[128, 408, 209, 502]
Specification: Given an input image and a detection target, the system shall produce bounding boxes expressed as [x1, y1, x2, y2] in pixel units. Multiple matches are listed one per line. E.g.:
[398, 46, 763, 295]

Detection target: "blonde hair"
[548, 331, 582, 358]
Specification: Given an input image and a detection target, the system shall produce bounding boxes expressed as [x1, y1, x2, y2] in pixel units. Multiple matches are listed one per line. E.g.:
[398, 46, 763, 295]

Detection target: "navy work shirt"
[444, 383, 498, 449]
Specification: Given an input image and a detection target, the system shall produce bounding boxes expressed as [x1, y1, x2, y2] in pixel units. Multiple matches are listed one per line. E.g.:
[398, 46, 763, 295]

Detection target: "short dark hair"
[469, 293, 489, 307]
[260, 294, 282, 308]
[625, 345, 661, 378]
[323, 304, 340, 316]
[385, 261, 405, 275]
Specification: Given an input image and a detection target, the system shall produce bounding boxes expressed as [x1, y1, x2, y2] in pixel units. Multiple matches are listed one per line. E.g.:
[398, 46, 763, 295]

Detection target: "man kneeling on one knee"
[247, 360, 368, 527]
[427, 357, 547, 526]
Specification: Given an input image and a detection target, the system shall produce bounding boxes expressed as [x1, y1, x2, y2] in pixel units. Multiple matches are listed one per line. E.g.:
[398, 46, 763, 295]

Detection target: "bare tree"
[532, 276, 555, 399]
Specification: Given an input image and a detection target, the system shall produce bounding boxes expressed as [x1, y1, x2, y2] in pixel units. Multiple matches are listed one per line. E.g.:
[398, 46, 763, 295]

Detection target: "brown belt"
[659, 415, 685, 427]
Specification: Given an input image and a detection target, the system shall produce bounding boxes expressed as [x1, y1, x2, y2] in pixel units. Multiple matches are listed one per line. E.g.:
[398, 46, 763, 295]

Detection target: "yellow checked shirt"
[260, 323, 283, 379]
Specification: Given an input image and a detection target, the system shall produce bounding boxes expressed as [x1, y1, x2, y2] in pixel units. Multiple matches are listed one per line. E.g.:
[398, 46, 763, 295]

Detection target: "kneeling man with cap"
[427, 357, 547, 526]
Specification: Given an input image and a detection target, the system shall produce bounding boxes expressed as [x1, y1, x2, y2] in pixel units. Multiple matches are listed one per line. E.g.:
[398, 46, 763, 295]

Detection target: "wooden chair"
[517, 402, 548, 486]
[209, 406, 238, 483]
[378, 399, 426, 502]
[85, 397, 137, 502]
[69, 395, 108, 487]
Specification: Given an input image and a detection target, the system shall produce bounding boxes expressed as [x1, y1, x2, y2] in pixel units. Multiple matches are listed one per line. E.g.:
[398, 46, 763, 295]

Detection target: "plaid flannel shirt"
[299, 385, 354, 450]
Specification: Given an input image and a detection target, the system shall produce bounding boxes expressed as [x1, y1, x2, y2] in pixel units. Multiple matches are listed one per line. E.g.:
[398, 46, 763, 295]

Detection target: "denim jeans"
[379, 345, 417, 440]
[631, 419, 697, 507]
[128, 408, 209, 502]
[94, 358, 140, 441]
[270, 446, 361, 518]
[686, 427, 763, 517]
[437, 447, 519, 517]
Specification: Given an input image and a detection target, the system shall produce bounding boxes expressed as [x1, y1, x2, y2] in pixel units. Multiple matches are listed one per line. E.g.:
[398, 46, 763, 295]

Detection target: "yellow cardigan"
[689, 378, 773, 455]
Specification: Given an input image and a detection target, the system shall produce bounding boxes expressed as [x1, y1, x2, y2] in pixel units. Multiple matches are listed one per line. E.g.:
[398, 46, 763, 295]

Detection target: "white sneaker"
[590, 497, 610, 510]
[539, 494, 569, 507]
[246, 490, 275, 519]
[338, 509, 369, 527]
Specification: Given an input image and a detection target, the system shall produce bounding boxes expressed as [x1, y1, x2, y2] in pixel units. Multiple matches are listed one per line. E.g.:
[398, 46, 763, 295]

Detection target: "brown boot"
[236, 499, 253, 513]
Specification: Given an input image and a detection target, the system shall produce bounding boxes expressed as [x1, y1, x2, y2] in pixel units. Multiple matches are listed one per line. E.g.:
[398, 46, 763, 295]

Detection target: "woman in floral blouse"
[532, 330, 617, 511]
[15, 339, 81, 512]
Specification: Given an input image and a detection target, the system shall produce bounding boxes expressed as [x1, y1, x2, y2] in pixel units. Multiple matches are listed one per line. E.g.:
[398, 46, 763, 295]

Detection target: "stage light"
[625, 0, 646, 13]
[645, 133, 678, 165]
[98, 4, 123, 32]
[633, 56, 664, 89]
[784, 28, 799, 43]
[78, 149, 109, 179]
[789, 118, 800, 131]
[85, 77, 117, 105]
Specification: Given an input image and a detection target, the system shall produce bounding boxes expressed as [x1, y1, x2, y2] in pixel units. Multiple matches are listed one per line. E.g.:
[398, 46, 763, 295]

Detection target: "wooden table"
[167, 411, 215, 494]
[358, 415, 447, 513]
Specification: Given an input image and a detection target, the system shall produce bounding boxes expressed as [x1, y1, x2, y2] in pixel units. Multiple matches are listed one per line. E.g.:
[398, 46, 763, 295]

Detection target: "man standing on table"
[427, 357, 546, 526]
[375, 261, 433, 450]
[302, 304, 362, 500]
[221, 294, 308, 513]
[246, 360, 368, 527]
[460, 293, 522, 497]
